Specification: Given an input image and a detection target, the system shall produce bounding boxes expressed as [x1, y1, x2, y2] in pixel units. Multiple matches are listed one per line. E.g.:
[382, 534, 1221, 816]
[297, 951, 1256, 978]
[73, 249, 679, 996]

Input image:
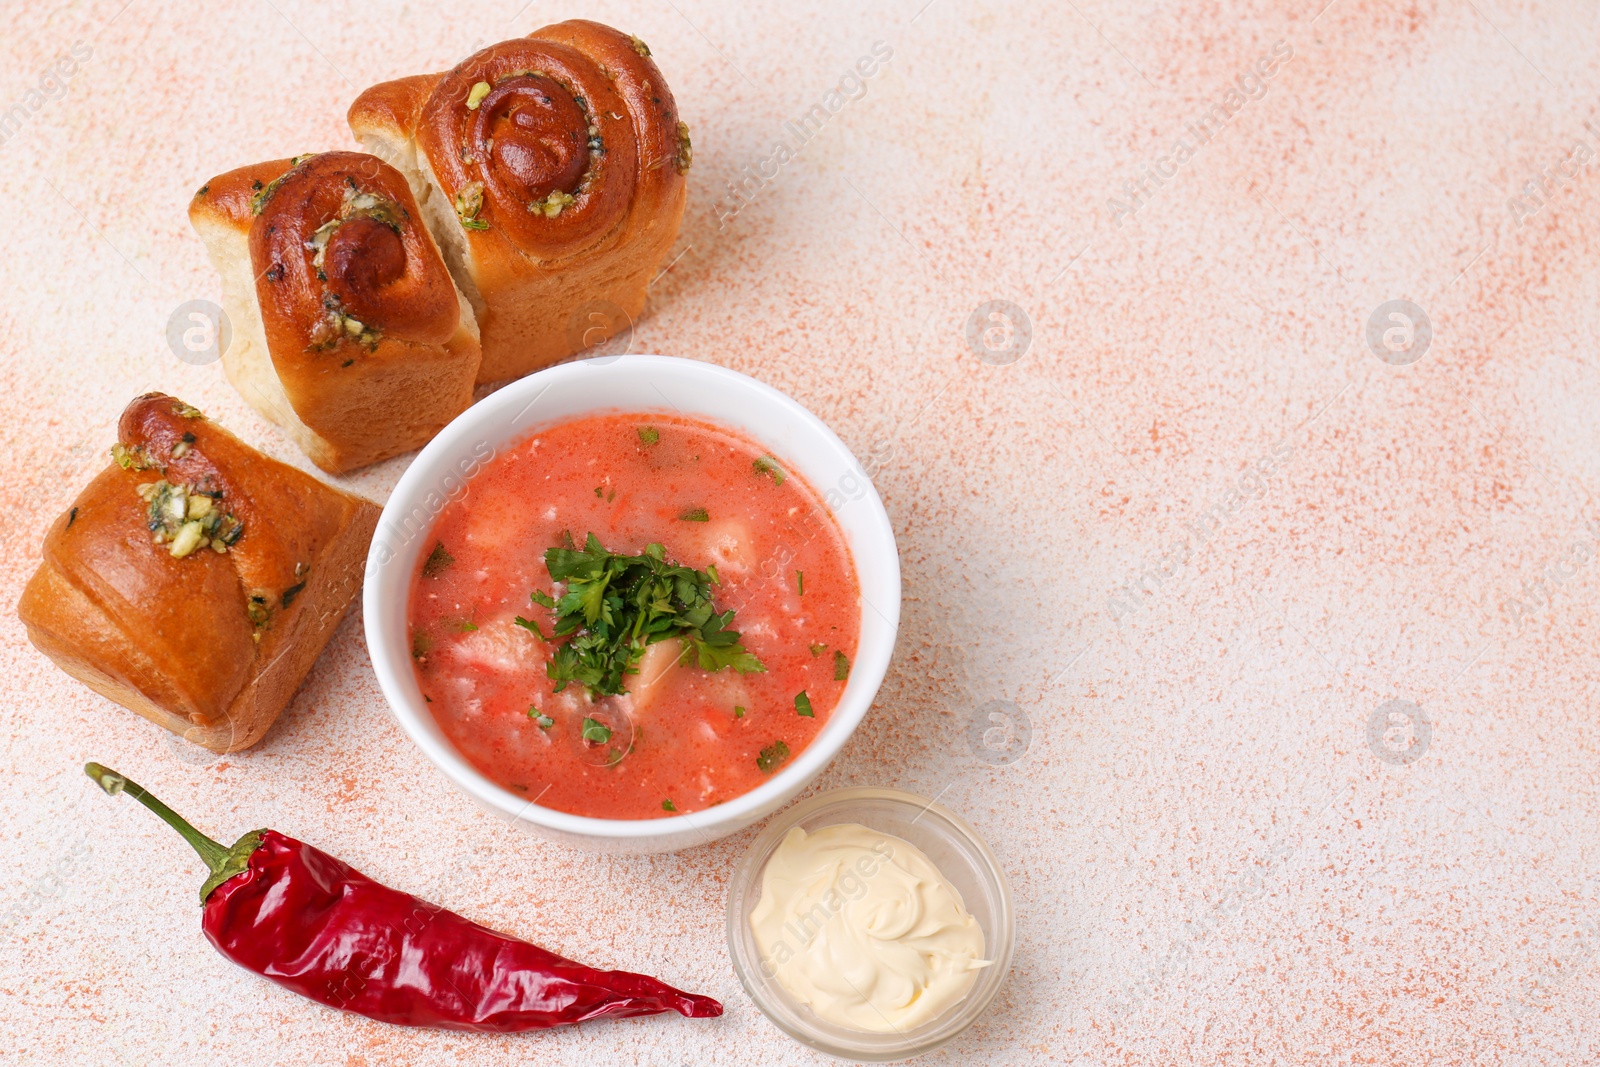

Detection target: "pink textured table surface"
[3, 1, 1599, 1064]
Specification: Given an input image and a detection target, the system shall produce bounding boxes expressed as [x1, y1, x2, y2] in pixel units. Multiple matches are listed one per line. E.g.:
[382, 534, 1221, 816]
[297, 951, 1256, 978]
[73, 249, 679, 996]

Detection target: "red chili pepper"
[84, 763, 722, 1030]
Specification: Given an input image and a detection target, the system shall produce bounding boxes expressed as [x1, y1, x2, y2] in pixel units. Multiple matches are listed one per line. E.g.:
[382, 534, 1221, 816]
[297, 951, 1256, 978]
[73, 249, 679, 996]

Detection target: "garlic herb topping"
[111, 442, 153, 472]
[675, 122, 693, 173]
[138, 479, 244, 558]
[250, 154, 316, 216]
[304, 186, 403, 350]
[454, 180, 488, 231]
[529, 189, 576, 218]
[306, 188, 402, 278]
[315, 293, 382, 350]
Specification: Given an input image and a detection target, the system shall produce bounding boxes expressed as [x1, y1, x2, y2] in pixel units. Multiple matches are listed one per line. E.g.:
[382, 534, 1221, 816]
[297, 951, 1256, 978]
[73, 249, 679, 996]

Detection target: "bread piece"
[348, 20, 690, 384]
[189, 151, 481, 474]
[17, 394, 380, 752]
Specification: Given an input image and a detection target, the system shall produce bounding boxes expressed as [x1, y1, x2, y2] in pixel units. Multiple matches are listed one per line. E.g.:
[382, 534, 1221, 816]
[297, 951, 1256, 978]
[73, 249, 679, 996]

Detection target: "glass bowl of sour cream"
[726, 787, 1015, 1061]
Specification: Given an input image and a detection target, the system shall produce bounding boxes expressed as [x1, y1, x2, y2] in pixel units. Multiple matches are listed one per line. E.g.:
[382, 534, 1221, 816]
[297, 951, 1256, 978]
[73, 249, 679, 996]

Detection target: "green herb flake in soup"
[757, 740, 791, 774]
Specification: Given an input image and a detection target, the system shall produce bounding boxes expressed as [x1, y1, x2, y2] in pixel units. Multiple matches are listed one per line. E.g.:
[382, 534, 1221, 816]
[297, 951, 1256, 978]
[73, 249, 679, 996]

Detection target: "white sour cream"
[749, 823, 989, 1033]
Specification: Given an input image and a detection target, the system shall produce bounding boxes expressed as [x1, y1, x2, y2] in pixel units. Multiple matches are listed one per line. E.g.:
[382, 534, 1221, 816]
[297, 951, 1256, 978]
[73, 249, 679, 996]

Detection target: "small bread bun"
[189, 151, 481, 474]
[17, 394, 380, 752]
[349, 20, 689, 384]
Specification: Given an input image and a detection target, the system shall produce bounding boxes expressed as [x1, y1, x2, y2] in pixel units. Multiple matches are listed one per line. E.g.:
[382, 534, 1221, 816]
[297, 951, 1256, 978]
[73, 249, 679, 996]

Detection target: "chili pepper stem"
[84, 762, 265, 903]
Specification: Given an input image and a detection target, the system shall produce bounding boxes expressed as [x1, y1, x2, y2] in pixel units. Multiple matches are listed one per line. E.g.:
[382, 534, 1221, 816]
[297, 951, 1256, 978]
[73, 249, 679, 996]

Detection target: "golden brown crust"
[344, 73, 438, 142]
[348, 20, 688, 383]
[189, 152, 481, 474]
[17, 394, 380, 752]
[245, 153, 463, 352]
[191, 159, 289, 225]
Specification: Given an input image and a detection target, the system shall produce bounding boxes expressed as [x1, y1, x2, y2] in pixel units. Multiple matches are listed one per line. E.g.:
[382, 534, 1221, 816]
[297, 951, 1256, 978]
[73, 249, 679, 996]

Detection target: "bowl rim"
[363, 354, 901, 842]
[724, 785, 1017, 1060]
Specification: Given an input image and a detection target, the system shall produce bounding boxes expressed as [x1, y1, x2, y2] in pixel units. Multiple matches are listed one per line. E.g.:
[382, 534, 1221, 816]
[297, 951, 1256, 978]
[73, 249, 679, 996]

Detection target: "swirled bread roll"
[348, 20, 690, 383]
[189, 151, 481, 474]
[17, 395, 379, 753]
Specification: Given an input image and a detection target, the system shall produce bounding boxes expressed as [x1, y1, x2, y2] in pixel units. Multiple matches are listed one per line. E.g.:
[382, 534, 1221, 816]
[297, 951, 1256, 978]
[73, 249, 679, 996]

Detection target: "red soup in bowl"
[407, 413, 861, 820]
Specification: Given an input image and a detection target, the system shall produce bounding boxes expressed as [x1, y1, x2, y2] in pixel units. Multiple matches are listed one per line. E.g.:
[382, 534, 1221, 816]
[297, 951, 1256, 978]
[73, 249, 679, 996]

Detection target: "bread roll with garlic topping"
[17, 394, 380, 753]
[189, 151, 481, 474]
[348, 20, 690, 383]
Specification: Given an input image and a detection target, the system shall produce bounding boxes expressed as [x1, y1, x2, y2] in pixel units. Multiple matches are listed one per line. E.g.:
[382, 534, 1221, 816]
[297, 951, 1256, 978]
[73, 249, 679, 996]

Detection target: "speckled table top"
[4, 1, 1600, 1064]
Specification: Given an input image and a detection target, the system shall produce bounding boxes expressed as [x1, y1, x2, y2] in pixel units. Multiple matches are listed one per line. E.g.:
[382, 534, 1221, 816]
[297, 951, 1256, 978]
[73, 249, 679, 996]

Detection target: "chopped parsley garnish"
[834, 650, 851, 681]
[528, 708, 554, 729]
[581, 717, 612, 744]
[796, 571, 804, 596]
[734, 705, 746, 718]
[757, 740, 791, 774]
[422, 541, 454, 577]
[794, 691, 814, 717]
[637, 426, 659, 447]
[512, 612, 550, 640]
[753, 456, 785, 486]
[528, 534, 766, 697]
[662, 799, 677, 812]
[455, 619, 478, 632]
[809, 643, 827, 656]
[412, 630, 432, 659]
[678, 507, 709, 522]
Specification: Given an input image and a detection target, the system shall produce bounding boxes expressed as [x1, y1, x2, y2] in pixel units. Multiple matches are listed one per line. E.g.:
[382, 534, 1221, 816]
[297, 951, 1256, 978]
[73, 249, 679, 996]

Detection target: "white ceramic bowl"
[363, 355, 901, 853]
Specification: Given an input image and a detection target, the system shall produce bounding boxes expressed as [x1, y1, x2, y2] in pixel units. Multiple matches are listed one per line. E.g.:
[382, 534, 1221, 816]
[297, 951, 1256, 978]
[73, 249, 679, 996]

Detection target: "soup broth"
[408, 412, 861, 820]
